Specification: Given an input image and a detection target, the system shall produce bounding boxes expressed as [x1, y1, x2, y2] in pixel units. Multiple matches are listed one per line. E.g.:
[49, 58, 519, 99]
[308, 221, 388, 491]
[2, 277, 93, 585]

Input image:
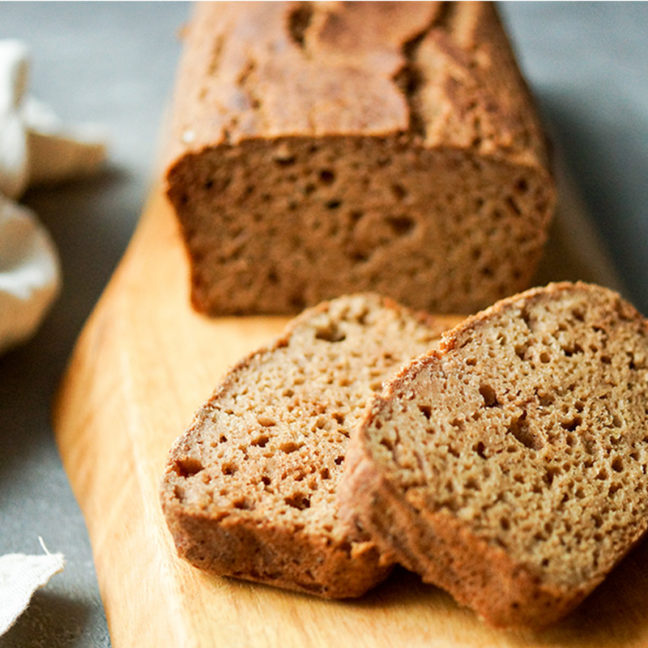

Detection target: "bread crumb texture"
[342, 282, 648, 627]
[160, 294, 453, 597]
[166, 2, 554, 315]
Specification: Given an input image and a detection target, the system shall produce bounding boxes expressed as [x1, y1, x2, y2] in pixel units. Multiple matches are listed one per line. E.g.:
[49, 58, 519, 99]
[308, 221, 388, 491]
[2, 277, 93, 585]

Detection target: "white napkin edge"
[0, 195, 61, 355]
[0, 538, 65, 637]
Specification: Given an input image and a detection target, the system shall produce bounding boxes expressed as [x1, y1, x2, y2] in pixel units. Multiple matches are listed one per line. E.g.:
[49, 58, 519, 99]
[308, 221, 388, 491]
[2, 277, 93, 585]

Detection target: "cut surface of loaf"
[160, 294, 460, 598]
[339, 282, 648, 626]
[165, 1, 555, 315]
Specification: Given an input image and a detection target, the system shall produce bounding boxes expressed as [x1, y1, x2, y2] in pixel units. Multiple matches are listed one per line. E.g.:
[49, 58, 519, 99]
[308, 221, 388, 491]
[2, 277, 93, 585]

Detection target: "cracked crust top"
[165, 2, 548, 171]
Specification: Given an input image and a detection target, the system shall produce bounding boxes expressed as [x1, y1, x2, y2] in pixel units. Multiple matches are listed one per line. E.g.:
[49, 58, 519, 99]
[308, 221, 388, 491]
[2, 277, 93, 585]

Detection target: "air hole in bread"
[286, 3, 313, 47]
[391, 183, 407, 200]
[563, 341, 584, 357]
[348, 210, 364, 226]
[222, 463, 237, 476]
[233, 497, 253, 510]
[315, 324, 346, 343]
[508, 413, 543, 450]
[536, 390, 554, 406]
[279, 441, 302, 454]
[419, 404, 432, 420]
[561, 416, 582, 432]
[319, 169, 335, 185]
[479, 383, 498, 407]
[284, 492, 310, 510]
[515, 178, 529, 193]
[544, 466, 560, 487]
[174, 457, 204, 477]
[465, 477, 479, 491]
[474, 441, 487, 459]
[571, 308, 585, 322]
[387, 215, 415, 236]
[608, 483, 621, 497]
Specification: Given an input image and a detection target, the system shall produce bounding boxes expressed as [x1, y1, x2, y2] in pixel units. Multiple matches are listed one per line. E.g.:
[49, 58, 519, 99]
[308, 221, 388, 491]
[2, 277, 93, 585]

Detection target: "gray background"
[0, 3, 646, 646]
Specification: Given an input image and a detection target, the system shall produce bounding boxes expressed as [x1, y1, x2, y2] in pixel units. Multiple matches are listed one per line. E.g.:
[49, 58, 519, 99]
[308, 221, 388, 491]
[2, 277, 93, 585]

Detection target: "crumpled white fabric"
[0, 541, 65, 636]
[0, 195, 60, 354]
[0, 40, 29, 200]
[0, 39, 106, 355]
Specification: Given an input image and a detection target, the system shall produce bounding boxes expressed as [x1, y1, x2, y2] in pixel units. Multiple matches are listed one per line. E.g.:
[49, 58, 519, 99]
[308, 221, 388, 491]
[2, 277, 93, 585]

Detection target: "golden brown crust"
[339, 282, 648, 626]
[166, 2, 548, 167]
[164, 2, 555, 316]
[162, 491, 385, 598]
[165, 2, 435, 158]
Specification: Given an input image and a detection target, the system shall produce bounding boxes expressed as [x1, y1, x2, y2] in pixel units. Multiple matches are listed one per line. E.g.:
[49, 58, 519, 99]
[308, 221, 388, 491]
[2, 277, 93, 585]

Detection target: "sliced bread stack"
[160, 293, 459, 597]
[161, 282, 648, 628]
[339, 282, 648, 627]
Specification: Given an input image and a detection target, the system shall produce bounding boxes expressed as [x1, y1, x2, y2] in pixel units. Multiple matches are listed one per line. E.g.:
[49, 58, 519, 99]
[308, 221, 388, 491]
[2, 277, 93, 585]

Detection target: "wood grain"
[54, 191, 648, 647]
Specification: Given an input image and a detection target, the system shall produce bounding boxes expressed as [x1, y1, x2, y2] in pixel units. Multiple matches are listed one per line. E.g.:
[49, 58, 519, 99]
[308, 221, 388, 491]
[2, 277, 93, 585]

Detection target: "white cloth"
[0, 542, 65, 636]
[23, 96, 107, 187]
[0, 41, 29, 199]
[0, 39, 107, 355]
[0, 195, 60, 354]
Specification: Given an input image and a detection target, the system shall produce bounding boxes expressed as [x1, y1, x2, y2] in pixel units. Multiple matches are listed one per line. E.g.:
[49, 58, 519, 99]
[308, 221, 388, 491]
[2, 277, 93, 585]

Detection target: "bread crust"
[339, 282, 648, 626]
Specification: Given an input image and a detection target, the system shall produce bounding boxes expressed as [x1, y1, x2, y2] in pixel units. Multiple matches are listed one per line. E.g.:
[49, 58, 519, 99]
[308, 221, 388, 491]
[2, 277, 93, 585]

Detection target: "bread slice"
[339, 282, 648, 626]
[160, 294, 461, 598]
[165, 2, 555, 316]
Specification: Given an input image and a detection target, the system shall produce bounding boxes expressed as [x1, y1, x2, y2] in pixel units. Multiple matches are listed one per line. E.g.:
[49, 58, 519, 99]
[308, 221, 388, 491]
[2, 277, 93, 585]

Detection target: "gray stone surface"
[0, 3, 645, 646]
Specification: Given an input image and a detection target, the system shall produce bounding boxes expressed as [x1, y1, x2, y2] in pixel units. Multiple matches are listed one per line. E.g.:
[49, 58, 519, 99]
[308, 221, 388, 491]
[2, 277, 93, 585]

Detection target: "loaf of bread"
[338, 282, 648, 627]
[165, 2, 555, 316]
[160, 294, 461, 597]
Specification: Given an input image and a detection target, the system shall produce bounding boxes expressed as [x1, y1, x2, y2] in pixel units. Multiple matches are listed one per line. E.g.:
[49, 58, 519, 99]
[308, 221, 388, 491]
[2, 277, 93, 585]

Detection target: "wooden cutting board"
[53, 190, 648, 647]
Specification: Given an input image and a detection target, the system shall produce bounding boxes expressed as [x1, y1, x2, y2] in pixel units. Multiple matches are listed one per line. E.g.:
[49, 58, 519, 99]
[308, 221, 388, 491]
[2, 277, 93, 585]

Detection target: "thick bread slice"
[339, 282, 648, 625]
[160, 294, 461, 598]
